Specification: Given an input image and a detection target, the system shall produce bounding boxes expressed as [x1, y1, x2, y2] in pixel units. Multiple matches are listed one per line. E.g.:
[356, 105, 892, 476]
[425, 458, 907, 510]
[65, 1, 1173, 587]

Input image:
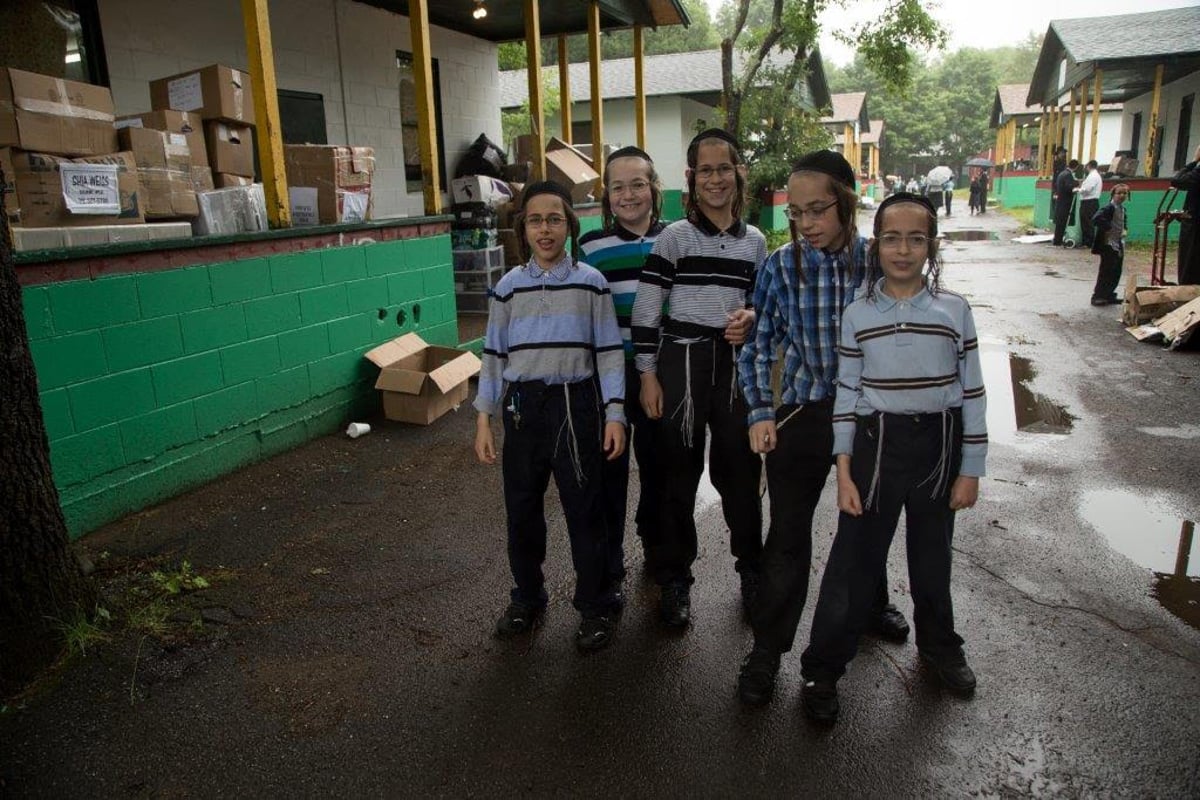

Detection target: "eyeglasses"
[877, 233, 930, 249]
[693, 164, 736, 181]
[525, 214, 567, 229]
[608, 180, 651, 196]
[785, 200, 837, 221]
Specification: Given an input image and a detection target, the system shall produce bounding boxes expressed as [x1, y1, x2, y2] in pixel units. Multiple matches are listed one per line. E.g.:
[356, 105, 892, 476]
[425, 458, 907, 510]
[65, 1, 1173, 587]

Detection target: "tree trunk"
[0, 168, 95, 696]
[720, 0, 785, 138]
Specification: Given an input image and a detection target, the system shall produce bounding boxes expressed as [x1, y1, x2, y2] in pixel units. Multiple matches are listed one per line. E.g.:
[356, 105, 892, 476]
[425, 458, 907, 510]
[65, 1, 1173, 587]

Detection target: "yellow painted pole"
[524, 0, 545, 182]
[1076, 80, 1088, 162]
[1038, 109, 1048, 176]
[241, 0, 289, 227]
[1065, 86, 1077, 159]
[558, 36, 571, 143]
[406, 0, 441, 215]
[633, 25, 647, 151]
[1145, 63, 1164, 176]
[1089, 70, 1103, 162]
[587, 0, 604, 193]
[1009, 119, 1018, 165]
[995, 121, 1003, 169]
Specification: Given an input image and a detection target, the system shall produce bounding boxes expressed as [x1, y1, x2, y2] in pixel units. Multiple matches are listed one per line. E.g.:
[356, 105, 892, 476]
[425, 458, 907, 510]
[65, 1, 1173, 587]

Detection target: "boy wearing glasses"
[631, 128, 764, 628]
[734, 151, 907, 707]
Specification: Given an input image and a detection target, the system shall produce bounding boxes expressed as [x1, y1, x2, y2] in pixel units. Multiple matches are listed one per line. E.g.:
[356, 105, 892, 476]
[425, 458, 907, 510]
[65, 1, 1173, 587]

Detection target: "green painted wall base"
[1032, 186, 1184, 244]
[996, 174, 1037, 209]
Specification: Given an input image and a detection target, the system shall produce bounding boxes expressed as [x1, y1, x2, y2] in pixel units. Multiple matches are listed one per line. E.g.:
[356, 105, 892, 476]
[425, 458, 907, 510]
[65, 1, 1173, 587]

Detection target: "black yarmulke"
[520, 180, 574, 210]
[606, 145, 654, 166]
[690, 127, 741, 151]
[791, 150, 856, 189]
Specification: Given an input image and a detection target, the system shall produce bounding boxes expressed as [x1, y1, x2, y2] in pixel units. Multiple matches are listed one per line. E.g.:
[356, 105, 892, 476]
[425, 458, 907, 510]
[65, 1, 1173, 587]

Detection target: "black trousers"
[801, 411, 965, 682]
[752, 402, 890, 654]
[1179, 221, 1198, 286]
[1093, 247, 1124, 301]
[1053, 201, 1072, 245]
[1079, 198, 1099, 247]
[501, 379, 619, 617]
[943, 190, 953, 216]
[650, 328, 762, 586]
[601, 360, 662, 584]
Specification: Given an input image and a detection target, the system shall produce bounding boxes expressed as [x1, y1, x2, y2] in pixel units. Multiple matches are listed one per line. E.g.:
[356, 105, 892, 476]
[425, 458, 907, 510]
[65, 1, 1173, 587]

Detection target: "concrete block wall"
[98, 0, 503, 219]
[24, 236, 456, 537]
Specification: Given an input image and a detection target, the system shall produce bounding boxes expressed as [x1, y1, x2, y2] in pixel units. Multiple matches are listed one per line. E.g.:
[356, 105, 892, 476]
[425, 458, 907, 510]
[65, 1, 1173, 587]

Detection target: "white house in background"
[1027, 6, 1200, 177]
[499, 48, 831, 191]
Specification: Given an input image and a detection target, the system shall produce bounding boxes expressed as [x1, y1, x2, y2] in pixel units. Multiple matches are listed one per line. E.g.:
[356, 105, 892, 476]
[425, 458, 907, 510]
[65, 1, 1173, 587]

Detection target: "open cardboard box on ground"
[545, 137, 599, 204]
[1122, 275, 1200, 326]
[364, 333, 481, 424]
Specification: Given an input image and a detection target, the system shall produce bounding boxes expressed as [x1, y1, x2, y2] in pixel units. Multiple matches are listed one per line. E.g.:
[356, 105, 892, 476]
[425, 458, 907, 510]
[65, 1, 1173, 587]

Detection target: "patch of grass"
[126, 599, 171, 636]
[149, 560, 210, 595]
[55, 606, 111, 657]
[1001, 206, 1035, 228]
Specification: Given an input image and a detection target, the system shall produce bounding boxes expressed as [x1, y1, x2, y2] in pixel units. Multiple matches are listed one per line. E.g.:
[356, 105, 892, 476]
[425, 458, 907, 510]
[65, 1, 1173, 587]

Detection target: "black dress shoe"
[575, 614, 617, 653]
[869, 604, 911, 643]
[495, 602, 544, 639]
[660, 583, 691, 628]
[920, 651, 977, 695]
[801, 680, 839, 724]
[737, 643, 780, 706]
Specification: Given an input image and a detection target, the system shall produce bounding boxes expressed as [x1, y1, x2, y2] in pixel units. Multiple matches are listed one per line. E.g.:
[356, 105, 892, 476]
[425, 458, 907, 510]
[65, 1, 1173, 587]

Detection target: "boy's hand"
[725, 308, 755, 345]
[748, 419, 777, 454]
[837, 474, 863, 516]
[603, 421, 626, 461]
[640, 372, 663, 419]
[948, 475, 979, 510]
[474, 412, 496, 464]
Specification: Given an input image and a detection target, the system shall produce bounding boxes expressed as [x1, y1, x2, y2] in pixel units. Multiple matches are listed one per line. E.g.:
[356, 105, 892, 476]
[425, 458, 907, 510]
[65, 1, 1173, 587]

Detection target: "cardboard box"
[1122, 283, 1200, 326]
[8, 150, 144, 228]
[451, 175, 513, 208]
[149, 64, 255, 125]
[1, 147, 17, 223]
[191, 165, 214, 192]
[284, 144, 374, 226]
[0, 67, 118, 156]
[192, 184, 266, 236]
[544, 138, 598, 204]
[364, 333, 482, 425]
[118, 127, 198, 218]
[214, 173, 253, 188]
[115, 110, 208, 167]
[203, 121, 254, 177]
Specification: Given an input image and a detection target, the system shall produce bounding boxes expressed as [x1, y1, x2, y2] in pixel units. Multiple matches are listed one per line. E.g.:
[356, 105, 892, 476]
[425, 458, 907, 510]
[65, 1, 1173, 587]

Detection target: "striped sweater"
[577, 220, 666, 361]
[833, 279, 988, 476]
[630, 213, 767, 373]
[473, 254, 626, 424]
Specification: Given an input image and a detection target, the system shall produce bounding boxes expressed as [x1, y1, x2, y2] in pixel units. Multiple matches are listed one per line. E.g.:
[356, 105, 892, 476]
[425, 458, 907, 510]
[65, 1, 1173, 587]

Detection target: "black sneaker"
[739, 570, 761, 618]
[494, 602, 543, 639]
[869, 604, 911, 643]
[660, 583, 691, 628]
[737, 644, 780, 706]
[575, 614, 617, 653]
[801, 680, 839, 724]
[920, 651, 977, 695]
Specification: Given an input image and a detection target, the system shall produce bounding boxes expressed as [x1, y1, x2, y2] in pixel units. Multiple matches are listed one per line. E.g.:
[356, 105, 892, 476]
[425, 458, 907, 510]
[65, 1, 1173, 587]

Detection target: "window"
[1175, 94, 1194, 171]
[0, 0, 108, 86]
[396, 51, 446, 195]
[277, 89, 327, 145]
[1130, 112, 1143, 157]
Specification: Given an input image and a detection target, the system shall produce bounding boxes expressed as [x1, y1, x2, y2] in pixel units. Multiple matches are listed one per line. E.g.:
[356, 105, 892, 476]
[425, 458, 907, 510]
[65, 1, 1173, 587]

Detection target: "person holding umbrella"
[926, 166, 954, 218]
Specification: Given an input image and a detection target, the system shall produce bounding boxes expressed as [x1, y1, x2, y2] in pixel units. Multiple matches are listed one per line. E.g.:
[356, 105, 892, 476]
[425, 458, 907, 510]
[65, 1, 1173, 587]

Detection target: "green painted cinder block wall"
[996, 175, 1037, 209]
[23, 235, 458, 538]
[1033, 186, 1184, 243]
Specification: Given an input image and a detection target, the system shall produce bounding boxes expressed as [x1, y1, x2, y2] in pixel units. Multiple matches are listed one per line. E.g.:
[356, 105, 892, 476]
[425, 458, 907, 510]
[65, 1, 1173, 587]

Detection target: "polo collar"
[872, 277, 932, 311]
[612, 220, 666, 241]
[692, 211, 746, 238]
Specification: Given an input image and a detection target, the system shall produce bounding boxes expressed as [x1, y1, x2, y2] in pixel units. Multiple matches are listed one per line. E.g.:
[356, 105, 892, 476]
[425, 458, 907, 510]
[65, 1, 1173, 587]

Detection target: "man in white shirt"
[1077, 160, 1103, 249]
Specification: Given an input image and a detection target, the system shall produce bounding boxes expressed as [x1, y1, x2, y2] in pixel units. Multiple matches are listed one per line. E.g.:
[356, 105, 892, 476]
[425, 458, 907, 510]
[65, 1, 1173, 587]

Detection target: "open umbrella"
[965, 157, 994, 168]
[926, 165, 954, 185]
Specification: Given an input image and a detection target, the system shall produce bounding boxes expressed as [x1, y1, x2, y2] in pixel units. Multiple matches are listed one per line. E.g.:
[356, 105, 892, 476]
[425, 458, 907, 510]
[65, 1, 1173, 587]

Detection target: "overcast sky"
[699, 0, 1192, 65]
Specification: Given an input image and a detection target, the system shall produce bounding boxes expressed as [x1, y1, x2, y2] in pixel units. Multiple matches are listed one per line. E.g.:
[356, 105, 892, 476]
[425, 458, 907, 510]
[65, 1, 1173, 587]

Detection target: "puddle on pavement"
[978, 340, 1075, 444]
[1078, 490, 1199, 630]
[941, 230, 1000, 242]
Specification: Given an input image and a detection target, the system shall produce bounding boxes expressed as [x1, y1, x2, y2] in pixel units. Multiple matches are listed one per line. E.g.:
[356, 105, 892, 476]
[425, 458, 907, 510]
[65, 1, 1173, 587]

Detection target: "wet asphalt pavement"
[2, 209, 1199, 797]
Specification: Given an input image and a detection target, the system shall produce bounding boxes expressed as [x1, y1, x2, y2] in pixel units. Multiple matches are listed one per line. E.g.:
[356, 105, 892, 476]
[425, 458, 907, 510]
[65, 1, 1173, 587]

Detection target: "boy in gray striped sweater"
[799, 193, 988, 724]
[474, 181, 627, 653]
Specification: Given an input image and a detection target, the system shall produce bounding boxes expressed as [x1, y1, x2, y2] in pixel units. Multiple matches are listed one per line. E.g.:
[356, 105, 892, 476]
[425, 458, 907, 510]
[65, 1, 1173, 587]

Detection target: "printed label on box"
[168, 73, 204, 112]
[289, 186, 319, 226]
[341, 191, 369, 223]
[60, 163, 121, 215]
[114, 118, 144, 130]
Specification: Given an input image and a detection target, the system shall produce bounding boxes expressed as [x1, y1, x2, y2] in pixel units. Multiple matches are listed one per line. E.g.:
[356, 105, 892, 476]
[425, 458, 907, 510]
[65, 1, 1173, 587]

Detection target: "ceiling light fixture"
[473, 0, 487, 20]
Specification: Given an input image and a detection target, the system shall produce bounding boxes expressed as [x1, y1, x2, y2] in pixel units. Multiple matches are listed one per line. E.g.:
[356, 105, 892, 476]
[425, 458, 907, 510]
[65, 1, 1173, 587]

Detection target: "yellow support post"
[587, 1, 604, 194]
[1037, 110, 1047, 176]
[1089, 70, 1103, 162]
[1145, 64, 1164, 176]
[633, 25, 647, 151]
[406, 0, 441, 215]
[241, 0, 289, 227]
[524, 0, 545, 182]
[1077, 80, 1088, 162]
[558, 35, 571, 144]
[1065, 86, 1076, 159]
[1008, 119, 1017, 166]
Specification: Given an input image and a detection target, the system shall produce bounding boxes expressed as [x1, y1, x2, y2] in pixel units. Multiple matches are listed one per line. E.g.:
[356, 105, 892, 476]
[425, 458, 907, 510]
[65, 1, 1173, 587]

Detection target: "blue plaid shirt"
[737, 235, 867, 425]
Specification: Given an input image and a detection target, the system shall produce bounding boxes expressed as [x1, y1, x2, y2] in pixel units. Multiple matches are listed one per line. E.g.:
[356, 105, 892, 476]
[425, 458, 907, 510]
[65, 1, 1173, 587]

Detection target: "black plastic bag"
[455, 134, 508, 179]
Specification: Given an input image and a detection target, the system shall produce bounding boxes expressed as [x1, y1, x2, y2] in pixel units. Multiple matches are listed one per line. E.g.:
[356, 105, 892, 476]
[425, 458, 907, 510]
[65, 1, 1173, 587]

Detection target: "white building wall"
[97, 0, 502, 218]
[1119, 70, 1200, 177]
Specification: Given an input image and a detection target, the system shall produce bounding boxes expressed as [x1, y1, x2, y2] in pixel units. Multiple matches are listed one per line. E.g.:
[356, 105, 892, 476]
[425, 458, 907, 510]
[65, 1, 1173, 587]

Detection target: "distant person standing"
[1052, 159, 1079, 247]
[968, 174, 982, 215]
[1089, 183, 1129, 306]
[1171, 145, 1200, 286]
[942, 177, 954, 218]
[978, 169, 989, 214]
[1077, 160, 1103, 249]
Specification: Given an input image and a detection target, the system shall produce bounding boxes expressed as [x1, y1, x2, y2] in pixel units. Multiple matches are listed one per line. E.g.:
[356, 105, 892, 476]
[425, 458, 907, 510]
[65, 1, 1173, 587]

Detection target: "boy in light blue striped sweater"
[474, 181, 626, 653]
[800, 193, 988, 724]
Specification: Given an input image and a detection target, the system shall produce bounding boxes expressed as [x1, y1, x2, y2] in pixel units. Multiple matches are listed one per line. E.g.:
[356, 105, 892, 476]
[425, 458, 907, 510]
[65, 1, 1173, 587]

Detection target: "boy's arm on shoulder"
[958, 299, 988, 477]
[739, 251, 782, 424]
[831, 305, 864, 457]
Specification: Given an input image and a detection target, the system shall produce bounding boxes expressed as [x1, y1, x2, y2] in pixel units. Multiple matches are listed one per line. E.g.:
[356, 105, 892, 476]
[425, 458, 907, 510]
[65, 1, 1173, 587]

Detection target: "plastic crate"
[453, 245, 504, 272]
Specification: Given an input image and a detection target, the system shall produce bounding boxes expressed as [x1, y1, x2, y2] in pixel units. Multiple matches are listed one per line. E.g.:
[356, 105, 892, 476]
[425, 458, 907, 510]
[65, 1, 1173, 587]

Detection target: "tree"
[0, 168, 95, 696]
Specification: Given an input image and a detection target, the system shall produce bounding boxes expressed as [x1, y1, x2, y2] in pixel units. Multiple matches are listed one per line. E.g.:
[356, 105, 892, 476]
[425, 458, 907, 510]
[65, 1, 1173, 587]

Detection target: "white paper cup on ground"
[346, 422, 371, 439]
